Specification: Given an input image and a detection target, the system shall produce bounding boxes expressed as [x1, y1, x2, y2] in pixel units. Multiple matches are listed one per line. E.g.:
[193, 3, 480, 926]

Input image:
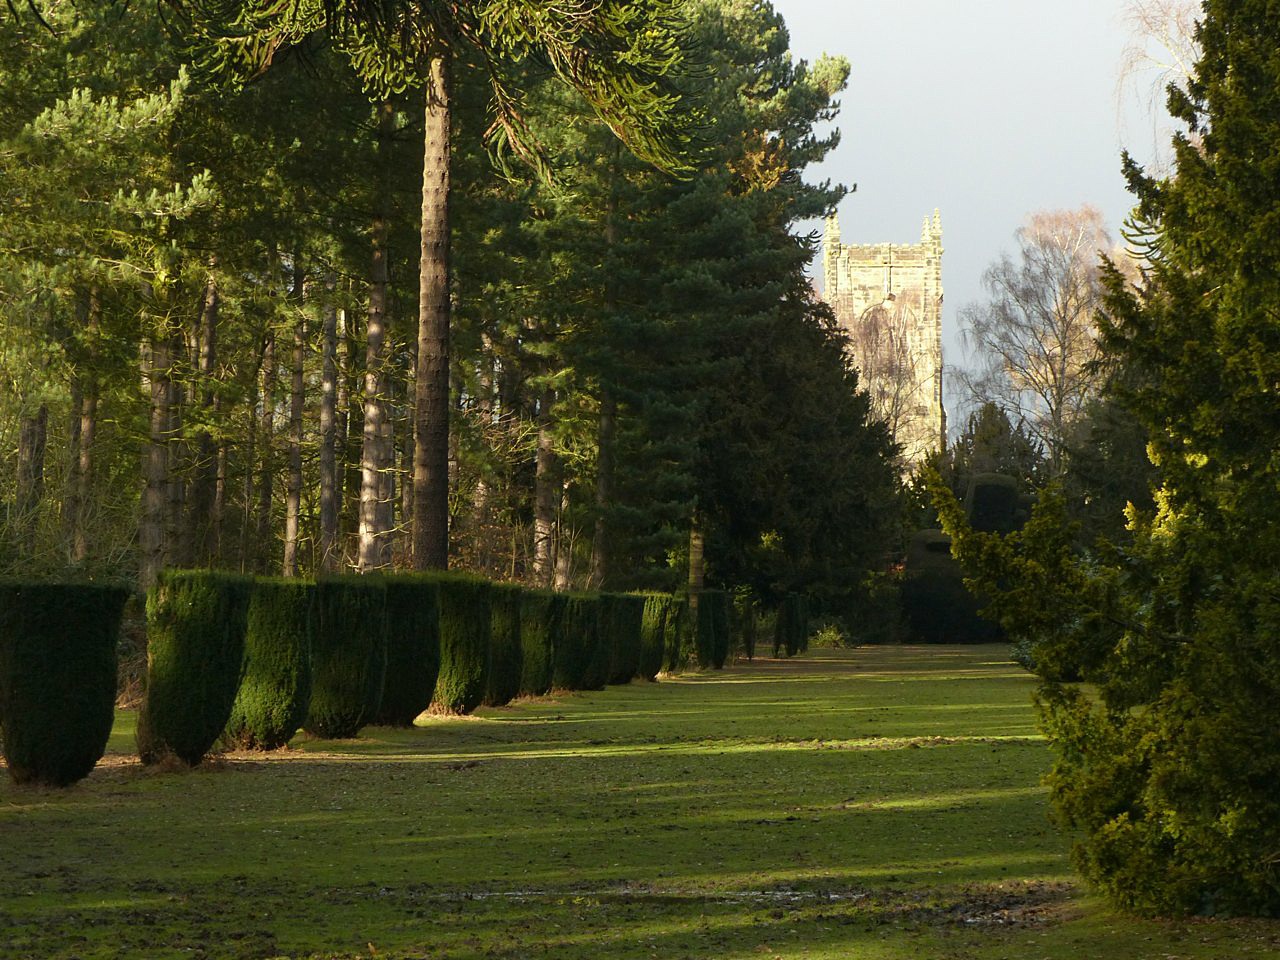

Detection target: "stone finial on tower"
[823, 212, 842, 296]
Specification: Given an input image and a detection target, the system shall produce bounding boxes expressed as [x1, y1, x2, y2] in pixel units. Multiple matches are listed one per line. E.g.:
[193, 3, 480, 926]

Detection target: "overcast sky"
[775, 0, 1169, 418]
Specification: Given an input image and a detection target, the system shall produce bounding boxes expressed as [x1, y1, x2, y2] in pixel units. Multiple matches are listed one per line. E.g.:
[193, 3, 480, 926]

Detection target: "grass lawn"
[3, 644, 1279, 959]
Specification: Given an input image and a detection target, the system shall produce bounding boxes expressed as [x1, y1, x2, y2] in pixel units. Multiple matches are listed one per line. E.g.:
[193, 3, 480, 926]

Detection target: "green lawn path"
[3, 645, 1278, 959]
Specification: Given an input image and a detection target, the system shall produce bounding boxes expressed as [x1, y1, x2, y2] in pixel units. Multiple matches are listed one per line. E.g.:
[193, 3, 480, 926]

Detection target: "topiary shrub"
[554, 594, 602, 690]
[519, 590, 562, 697]
[707, 590, 730, 668]
[431, 574, 491, 714]
[964, 473, 1021, 534]
[485, 584, 524, 707]
[901, 530, 1000, 644]
[693, 594, 716, 667]
[372, 577, 440, 727]
[772, 593, 809, 657]
[605, 594, 644, 685]
[0, 582, 129, 787]
[137, 570, 252, 766]
[579, 594, 612, 690]
[663, 597, 692, 674]
[224, 578, 314, 750]
[304, 577, 388, 738]
[639, 594, 670, 681]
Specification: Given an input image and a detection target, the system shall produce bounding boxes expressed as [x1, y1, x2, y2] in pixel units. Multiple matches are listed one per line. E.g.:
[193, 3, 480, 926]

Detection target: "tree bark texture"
[189, 267, 220, 564]
[412, 54, 452, 570]
[319, 285, 340, 573]
[255, 327, 276, 572]
[359, 100, 397, 572]
[283, 263, 307, 577]
[532, 390, 558, 588]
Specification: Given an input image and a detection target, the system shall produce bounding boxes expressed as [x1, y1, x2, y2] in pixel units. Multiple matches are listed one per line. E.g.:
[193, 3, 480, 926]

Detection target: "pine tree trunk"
[589, 389, 616, 588]
[255, 328, 276, 572]
[283, 263, 307, 577]
[14, 402, 48, 557]
[319, 282, 340, 573]
[412, 54, 452, 570]
[688, 508, 705, 619]
[165, 323, 187, 568]
[189, 267, 220, 564]
[532, 389, 558, 587]
[358, 103, 395, 572]
[140, 335, 171, 587]
[72, 295, 99, 564]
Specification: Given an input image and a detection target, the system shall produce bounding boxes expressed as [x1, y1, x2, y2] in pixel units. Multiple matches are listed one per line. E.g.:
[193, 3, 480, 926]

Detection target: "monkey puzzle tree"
[181, 0, 694, 569]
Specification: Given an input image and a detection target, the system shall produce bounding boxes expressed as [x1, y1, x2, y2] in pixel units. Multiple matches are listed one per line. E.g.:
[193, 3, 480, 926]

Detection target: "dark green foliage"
[137, 571, 252, 766]
[554, 594, 602, 691]
[485, 584, 524, 707]
[964, 473, 1021, 534]
[694, 594, 716, 667]
[518, 590, 562, 696]
[604, 594, 645, 685]
[304, 578, 388, 738]
[707, 590, 730, 668]
[431, 575, 491, 714]
[225, 579, 314, 750]
[372, 578, 440, 727]
[772, 593, 809, 657]
[662, 597, 691, 673]
[579, 595, 612, 690]
[900, 531, 999, 645]
[735, 594, 758, 661]
[0, 582, 128, 786]
[638, 594, 670, 680]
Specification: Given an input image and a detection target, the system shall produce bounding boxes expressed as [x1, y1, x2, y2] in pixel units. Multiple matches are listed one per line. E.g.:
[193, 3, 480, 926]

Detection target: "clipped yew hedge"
[485, 584, 524, 707]
[432, 574, 491, 714]
[604, 593, 644, 685]
[304, 577, 388, 738]
[137, 570, 252, 766]
[579, 594, 613, 690]
[639, 594, 670, 681]
[519, 590, 562, 697]
[373, 577, 441, 726]
[0, 582, 129, 786]
[663, 597, 692, 674]
[707, 590, 730, 669]
[773, 593, 809, 657]
[554, 594, 601, 690]
[224, 578, 314, 750]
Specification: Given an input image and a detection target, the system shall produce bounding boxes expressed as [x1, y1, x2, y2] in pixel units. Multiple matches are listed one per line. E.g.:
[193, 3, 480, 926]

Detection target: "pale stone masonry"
[822, 211, 946, 466]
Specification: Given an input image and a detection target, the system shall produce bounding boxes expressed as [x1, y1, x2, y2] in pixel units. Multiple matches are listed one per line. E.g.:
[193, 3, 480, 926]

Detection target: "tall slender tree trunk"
[319, 281, 340, 573]
[140, 334, 171, 587]
[71, 293, 100, 565]
[61, 291, 89, 558]
[553, 478, 573, 591]
[255, 328, 276, 572]
[589, 390, 616, 588]
[190, 266, 220, 564]
[688, 508, 705, 619]
[589, 152, 621, 588]
[164, 323, 187, 568]
[340, 308, 362, 567]
[15, 402, 48, 556]
[532, 389, 558, 588]
[358, 101, 396, 572]
[412, 54, 452, 570]
[283, 263, 307, 577]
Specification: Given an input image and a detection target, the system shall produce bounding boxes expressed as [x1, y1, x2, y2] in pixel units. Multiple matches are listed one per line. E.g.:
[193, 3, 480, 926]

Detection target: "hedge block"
[639, 595, 670, 681]
[304, 577, 388, 738]
[225, 578, 314, 750]
[137, 570, 252, 766]
[373, 577, 440, 726]
[605, 594, 644, 685]
[554, 595, 601, 690]
[485, 584, 524, 707]
[0, 582, 128, 786]
[431, 575, 491, 714]
[519, 591, 562, 697]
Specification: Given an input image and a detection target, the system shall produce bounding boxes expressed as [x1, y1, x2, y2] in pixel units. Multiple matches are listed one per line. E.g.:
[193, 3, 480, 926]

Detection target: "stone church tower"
[822, 211, 945, 466]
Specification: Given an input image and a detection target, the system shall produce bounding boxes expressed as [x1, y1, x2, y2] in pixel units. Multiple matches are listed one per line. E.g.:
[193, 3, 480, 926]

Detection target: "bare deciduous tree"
[957, 206, 1112, 472]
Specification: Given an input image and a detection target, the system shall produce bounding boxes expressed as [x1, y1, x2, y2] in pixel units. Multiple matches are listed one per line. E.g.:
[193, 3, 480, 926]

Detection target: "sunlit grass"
[2, 644, 1278, 959]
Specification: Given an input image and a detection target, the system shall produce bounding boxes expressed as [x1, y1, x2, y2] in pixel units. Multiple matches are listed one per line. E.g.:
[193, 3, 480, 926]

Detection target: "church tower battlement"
[822, 211, 945, 466]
